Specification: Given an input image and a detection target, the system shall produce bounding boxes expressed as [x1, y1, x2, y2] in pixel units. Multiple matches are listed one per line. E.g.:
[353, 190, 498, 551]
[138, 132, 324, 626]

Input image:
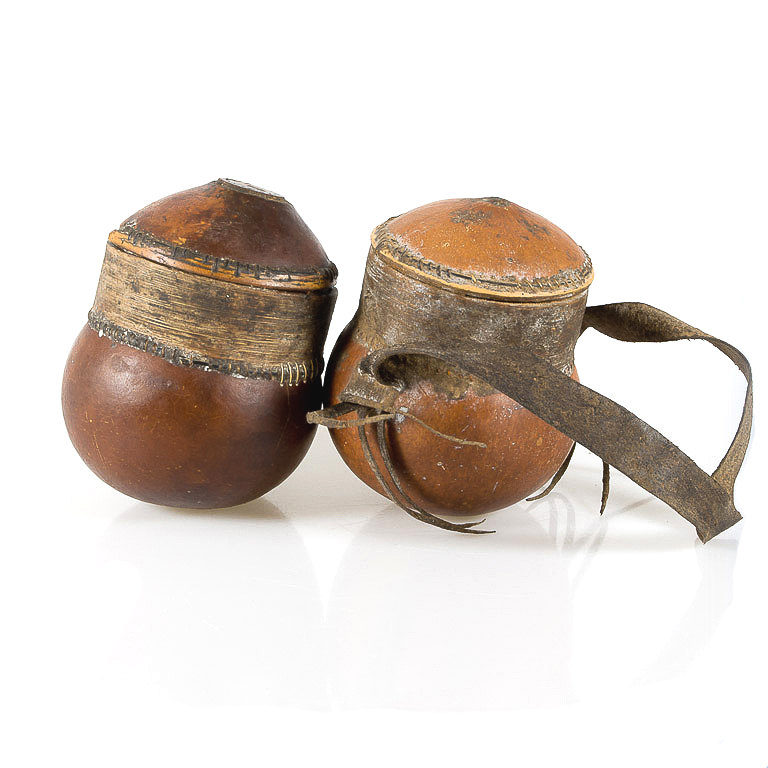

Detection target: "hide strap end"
[353, 300, 751, 544]
[307, 403, 394, 429]
[308, 400, 494, 535]
[696, 504, 742, 544]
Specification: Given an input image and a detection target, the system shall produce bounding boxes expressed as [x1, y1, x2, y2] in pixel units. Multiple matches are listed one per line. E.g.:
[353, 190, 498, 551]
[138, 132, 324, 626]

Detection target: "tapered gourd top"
[372, 197, 592, 300]
[110, 178, 336, 290]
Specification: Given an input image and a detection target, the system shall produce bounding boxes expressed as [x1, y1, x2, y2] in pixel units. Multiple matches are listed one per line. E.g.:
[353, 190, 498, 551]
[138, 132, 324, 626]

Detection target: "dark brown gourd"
[62, 179, 337, 508]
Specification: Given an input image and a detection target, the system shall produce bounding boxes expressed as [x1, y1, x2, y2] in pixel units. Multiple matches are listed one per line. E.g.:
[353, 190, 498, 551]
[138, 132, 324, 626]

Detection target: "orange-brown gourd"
[62, 179, 337, 507]
[323, 198, 592, 517]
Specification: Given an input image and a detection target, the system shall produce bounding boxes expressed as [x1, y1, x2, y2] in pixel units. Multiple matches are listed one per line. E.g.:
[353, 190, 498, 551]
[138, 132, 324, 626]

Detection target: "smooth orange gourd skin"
[325, 323, 576, 517]
[321, 197, 590, 517]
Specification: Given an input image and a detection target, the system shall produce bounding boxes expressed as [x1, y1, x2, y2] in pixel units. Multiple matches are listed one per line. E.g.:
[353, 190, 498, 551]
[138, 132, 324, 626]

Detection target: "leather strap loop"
[351, 302, 752, 542]
[581, 303, 752, 498]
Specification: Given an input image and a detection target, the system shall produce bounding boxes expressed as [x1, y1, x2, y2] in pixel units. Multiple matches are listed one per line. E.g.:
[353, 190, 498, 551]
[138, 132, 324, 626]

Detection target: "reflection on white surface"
[327, 498, 576, 709]
[99, 434, 740, 710]
[327, 491, 739, 709]
[103, 501, 328, 708]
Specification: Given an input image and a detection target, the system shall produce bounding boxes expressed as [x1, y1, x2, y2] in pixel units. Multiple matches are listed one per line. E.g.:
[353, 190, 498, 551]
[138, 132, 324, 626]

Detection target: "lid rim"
[371, 223, 593, 302]
[110, 226, 338, 291]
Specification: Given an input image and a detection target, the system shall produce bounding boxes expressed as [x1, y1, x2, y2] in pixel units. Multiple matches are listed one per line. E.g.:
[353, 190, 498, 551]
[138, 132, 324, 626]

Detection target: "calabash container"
[311, 198, 751, 542]
[62, 179, 337, 507]
[321, 198, 588, 519]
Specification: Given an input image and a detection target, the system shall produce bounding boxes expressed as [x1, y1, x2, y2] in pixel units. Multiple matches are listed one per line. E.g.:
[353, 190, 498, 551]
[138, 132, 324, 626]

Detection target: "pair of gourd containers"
[62, 179, 751, 539]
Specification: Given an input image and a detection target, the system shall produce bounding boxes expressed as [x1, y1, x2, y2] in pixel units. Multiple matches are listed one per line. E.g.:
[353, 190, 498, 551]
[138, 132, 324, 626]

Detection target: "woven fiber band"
[90, 240, 336, 384]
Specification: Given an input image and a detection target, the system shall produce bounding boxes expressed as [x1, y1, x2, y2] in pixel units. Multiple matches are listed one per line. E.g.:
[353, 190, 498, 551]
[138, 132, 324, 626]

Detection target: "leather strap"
[314, 302, 752, 543]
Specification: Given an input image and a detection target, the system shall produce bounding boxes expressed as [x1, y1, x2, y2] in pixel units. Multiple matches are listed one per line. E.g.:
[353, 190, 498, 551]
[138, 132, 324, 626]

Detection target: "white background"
[2, 1, 766, 766]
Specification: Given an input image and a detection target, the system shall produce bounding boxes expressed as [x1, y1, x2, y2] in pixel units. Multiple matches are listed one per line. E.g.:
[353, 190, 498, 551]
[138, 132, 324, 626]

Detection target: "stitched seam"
[372, 223, 592, 295]
[87, 311, 322, 385]
[118, 224, 338, 284]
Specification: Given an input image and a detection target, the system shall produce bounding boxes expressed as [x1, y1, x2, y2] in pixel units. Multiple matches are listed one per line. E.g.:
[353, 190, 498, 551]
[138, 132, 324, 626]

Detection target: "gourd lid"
[108, 179, 336, 291]
[372, 197, 592, 300]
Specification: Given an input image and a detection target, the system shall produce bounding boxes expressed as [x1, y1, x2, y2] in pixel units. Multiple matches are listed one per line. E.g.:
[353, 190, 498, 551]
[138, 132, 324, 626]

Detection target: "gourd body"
[323, 197, 591, 516]
[63, 326, 319, 507]
[62, 180, 336, 508]
[326, 323, 577, 517]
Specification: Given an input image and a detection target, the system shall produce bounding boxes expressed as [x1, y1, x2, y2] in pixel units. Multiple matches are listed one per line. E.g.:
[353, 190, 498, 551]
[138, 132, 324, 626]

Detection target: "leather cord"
[310, 302, 752, 543]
